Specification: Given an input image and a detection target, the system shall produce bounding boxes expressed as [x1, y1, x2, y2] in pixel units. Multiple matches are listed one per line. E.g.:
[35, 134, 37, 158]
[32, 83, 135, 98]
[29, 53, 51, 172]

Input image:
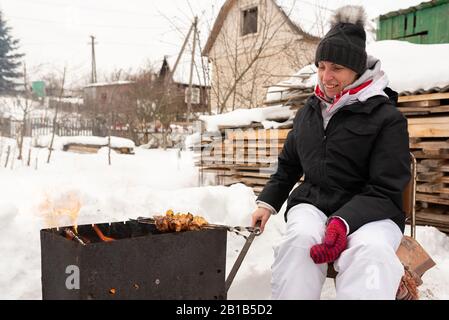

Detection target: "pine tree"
[0, 11, 24, 94]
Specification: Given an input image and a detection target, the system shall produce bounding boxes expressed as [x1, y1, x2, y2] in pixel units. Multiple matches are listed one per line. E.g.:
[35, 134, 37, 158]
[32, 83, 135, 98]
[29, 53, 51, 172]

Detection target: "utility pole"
[89, 35, 97, 83]
[161, 18, 197, 124]
[166, 22, 194, 86]
[186, 16, 198, 124]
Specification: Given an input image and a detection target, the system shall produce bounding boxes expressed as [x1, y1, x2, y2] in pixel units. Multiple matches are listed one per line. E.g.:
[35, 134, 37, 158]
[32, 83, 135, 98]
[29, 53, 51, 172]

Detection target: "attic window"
[242, 7, 258, 36]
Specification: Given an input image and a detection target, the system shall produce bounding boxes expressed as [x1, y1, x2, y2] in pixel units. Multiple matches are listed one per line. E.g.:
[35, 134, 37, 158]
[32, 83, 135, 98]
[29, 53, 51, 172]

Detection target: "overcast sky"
[0, 0, 425, 88]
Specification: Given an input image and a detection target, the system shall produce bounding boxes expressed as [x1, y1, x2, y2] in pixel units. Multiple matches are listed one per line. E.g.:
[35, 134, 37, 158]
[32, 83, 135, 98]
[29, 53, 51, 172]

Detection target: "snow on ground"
[0, 136, 448, 299]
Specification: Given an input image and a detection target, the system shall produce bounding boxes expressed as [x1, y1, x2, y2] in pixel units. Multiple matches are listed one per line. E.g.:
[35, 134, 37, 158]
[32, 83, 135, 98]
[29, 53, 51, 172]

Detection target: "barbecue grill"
[40, 219, 259, 300]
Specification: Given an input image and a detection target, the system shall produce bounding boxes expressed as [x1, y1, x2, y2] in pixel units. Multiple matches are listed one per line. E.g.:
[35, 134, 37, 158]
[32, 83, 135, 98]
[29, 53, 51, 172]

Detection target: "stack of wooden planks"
[405, 92, 449, 232]
[195, 128, 290, 193]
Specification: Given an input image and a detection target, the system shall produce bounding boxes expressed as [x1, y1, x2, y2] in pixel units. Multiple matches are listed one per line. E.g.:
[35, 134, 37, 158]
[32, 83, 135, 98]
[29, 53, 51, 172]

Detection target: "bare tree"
[16, 62, 33, 160]
[131, 69, 183, 150]
[47, 66, 66, 164]
[100, 68, 139, 164]
[41, 71, 63, 97]
[129, 68, 157, 145]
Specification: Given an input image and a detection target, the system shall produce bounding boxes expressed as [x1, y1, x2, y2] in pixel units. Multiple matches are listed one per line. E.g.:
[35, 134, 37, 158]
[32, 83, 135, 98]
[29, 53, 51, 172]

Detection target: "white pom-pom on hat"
[329, 5, 367, 28]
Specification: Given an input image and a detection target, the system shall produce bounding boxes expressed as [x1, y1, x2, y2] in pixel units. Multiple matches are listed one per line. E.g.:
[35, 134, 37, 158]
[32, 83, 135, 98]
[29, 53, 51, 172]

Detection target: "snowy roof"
[53, 97, 84, 105]
[84, 81, 134, 88]
[266, 40, 449, 97]
[380, 0, 443, 18]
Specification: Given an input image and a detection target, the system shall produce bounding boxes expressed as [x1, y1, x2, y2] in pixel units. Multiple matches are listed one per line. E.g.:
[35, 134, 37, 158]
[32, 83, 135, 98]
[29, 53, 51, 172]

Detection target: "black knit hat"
[315, 5, 368, 75]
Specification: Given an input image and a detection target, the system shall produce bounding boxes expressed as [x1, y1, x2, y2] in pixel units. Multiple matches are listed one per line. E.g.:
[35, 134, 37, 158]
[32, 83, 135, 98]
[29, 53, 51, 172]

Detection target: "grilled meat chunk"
[154, 210, 208, 232]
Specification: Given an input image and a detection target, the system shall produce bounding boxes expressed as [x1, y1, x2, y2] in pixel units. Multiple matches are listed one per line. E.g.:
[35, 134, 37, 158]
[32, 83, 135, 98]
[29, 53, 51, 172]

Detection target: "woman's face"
[318, 61, 358, 98]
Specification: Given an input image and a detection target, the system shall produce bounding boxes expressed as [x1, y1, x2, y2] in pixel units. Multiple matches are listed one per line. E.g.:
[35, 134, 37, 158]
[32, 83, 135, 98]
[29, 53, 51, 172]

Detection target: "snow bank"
[367, 40, 449, 94]
[33, 135, 135, 150]
[414, 226, 449, 299]
[199, 105, 295, 132]
[184, 132, 201, 149]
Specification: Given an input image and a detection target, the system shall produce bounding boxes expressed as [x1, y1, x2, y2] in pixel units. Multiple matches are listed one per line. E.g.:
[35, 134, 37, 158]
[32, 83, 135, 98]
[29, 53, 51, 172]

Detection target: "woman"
[251, 5, 410, 299]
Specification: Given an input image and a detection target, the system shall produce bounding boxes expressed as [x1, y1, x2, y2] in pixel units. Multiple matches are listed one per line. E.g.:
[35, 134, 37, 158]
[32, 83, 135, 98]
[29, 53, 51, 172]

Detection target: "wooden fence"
[0, 117, 135, 141]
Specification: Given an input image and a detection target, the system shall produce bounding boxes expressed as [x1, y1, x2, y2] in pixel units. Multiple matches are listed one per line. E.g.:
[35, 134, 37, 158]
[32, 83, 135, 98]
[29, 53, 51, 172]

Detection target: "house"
[202, 0, 320, 114]
[154, 56, 211, 122]
[83, 81, 135, 115]
[377, 0, 449, 44]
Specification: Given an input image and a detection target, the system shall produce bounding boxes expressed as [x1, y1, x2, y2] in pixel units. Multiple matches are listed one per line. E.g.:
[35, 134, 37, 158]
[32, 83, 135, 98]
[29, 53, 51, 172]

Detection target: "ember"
[92, 224, 115, 242]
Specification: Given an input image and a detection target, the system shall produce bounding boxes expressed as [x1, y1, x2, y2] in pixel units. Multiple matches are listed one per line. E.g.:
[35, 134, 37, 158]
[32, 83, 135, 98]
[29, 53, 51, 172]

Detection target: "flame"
[39, 192, 81, 232]
[92, 224, 115, 242]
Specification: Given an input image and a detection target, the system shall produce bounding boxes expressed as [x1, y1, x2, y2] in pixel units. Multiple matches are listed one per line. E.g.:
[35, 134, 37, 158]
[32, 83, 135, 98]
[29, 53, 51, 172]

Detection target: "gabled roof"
[202, 0, 320, 56]
[159, 56, 210, 87]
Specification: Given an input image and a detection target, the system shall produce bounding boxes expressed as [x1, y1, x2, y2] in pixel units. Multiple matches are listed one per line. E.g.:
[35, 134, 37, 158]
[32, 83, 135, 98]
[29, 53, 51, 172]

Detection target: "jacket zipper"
[318, 107, 344, 215]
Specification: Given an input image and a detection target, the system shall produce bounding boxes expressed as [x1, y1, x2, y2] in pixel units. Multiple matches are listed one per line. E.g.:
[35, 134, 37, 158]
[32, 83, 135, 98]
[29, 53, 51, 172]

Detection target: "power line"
[292, 0, 334, 12]
[185, 0, 196, 18]
[21, 40, 181, 48]
[7, 15, 163, 30]
[10, 0, 161, 19]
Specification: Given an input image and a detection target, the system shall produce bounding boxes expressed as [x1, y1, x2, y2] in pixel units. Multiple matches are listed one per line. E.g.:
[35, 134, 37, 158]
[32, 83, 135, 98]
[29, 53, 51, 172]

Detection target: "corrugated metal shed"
[377, 0, 449, 44]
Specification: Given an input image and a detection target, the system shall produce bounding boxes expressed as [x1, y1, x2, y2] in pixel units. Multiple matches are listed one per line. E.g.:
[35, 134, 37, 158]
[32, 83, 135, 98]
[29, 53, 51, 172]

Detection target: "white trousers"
[271, 203, 404, 300]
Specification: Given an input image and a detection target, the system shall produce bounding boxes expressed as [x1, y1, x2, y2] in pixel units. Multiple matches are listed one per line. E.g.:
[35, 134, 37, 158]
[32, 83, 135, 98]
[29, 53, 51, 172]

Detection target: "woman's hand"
[251, 207, 272, 233]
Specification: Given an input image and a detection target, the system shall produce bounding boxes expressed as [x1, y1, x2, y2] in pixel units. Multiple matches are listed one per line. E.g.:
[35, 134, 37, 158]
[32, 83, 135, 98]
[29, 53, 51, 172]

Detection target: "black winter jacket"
[257, 89, 411, 234]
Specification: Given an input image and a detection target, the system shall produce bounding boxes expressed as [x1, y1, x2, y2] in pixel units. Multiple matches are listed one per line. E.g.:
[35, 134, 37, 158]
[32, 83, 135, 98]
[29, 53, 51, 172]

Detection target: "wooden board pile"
[195, 129, 290, 193]
[405, 92, 449, 232]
